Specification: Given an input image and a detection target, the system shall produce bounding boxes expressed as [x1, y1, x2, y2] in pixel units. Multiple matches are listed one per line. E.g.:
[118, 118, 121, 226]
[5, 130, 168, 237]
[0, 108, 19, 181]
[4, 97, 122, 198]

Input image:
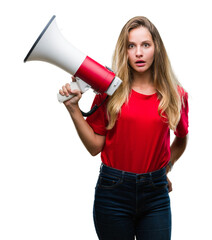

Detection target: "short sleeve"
[86, 94, 108, 136]
[174, 89, 189, 138]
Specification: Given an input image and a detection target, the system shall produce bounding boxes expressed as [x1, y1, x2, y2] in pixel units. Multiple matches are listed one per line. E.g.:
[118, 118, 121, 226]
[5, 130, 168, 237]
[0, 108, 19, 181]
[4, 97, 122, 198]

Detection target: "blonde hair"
[107, 16, 183, 131]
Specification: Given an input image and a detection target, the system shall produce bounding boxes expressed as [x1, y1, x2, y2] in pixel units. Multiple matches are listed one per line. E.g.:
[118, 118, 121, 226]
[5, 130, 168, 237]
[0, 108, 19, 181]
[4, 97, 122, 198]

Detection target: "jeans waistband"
[100, 164, 166, 180]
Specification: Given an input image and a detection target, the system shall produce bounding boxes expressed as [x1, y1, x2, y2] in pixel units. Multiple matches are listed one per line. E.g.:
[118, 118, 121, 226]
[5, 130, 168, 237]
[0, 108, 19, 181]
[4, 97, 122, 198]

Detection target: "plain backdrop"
[0, 0, 211, 239]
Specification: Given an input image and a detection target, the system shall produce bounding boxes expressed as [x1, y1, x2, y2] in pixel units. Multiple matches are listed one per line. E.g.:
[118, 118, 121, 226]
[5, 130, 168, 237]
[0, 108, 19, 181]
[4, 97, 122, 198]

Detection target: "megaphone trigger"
[75, 78, 91, 93]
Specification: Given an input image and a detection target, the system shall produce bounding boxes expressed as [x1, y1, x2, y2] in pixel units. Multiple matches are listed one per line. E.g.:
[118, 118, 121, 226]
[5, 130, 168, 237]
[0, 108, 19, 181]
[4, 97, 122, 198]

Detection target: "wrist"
[66, 103, 81, 116]
[166, 161, 173, 174]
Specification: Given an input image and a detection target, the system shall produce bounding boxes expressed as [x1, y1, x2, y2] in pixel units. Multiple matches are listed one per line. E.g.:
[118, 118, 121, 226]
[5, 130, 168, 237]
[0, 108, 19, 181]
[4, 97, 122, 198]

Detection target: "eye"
[128, 44, 135, 49]
[143, 43, 150, 48]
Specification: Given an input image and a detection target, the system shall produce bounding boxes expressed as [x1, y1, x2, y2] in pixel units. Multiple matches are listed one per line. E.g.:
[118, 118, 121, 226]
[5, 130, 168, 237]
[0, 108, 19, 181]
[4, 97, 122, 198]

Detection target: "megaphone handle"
[57, 82, 81, 103]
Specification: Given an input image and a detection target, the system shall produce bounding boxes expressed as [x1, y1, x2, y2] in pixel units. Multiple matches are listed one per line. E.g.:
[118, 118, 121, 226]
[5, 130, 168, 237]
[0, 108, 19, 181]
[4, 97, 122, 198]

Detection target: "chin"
[134, 67, 149, 73]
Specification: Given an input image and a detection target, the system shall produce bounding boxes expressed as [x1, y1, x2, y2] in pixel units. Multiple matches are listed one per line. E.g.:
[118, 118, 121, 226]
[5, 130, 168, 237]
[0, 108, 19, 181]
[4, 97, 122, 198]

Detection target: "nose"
[136, 46, 143, 57]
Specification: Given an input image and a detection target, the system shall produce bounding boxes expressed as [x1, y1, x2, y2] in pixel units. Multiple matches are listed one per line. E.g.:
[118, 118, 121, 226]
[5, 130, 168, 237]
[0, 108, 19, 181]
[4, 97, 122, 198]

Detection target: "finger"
[168, 183, 172, 193]
[71, 89, 82, 96]
[65, 83, 72, 94]
[59, 89, 64, 96]
[62, 85, 69, 97]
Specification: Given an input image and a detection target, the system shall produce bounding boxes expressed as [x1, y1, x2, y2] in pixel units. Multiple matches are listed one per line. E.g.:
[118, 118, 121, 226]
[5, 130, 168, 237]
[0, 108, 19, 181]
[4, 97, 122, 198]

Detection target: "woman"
[59, 16, 189, 240]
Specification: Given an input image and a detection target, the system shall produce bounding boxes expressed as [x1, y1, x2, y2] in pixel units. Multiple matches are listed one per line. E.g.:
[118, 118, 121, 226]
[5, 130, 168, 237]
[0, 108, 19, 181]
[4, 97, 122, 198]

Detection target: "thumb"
[71, 76, 77, 82]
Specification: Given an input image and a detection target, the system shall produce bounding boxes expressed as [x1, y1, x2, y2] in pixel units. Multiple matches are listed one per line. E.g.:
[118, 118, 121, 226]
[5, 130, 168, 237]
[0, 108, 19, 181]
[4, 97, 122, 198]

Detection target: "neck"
[130, 69, 156, 95]
[131, 69, 154, 87]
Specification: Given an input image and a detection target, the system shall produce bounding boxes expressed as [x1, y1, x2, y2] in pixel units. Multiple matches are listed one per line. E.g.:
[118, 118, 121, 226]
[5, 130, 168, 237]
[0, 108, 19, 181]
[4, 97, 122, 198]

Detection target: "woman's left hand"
[167, 176, 172, 193]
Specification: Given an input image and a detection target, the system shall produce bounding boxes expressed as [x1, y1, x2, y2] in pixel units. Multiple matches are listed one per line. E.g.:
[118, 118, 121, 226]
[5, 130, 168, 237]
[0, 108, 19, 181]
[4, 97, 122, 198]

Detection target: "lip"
[135, 60, 146, 67]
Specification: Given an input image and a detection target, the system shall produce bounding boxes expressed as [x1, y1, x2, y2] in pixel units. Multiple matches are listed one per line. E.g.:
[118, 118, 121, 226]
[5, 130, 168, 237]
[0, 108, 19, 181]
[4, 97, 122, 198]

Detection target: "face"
[127, 26, 155, 74]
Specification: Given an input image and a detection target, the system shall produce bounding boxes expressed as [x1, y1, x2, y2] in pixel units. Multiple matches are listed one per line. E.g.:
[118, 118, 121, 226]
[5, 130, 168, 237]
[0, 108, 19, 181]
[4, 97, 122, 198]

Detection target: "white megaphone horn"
[24, 15, 122, 116]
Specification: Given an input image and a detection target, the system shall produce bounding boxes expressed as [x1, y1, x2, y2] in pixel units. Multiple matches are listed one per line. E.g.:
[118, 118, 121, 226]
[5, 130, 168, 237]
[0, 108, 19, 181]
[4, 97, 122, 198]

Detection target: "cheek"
[127, 51, 134, 64]
[147, 49, 155, 62]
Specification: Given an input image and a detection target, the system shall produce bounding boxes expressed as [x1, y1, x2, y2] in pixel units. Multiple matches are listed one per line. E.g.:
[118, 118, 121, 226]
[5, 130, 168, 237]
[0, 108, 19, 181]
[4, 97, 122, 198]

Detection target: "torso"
[101, 89, 170, 173]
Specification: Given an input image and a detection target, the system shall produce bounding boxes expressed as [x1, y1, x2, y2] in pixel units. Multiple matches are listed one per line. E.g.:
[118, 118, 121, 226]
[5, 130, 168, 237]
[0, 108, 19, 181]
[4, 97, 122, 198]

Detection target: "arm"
[166, 135, 188, 192]
[60, 82, 105, 156]
[166, 89, 189, 191]
[166, 134, 188, 174]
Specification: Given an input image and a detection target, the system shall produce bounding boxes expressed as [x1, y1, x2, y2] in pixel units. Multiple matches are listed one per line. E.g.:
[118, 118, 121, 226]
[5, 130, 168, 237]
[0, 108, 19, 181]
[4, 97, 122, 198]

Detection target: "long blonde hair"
[107, 16, 183, 131]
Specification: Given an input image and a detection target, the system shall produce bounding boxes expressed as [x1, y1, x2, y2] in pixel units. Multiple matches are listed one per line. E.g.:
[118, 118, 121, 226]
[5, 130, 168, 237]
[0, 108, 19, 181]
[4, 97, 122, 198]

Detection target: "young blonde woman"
[59, 16, 189, 240]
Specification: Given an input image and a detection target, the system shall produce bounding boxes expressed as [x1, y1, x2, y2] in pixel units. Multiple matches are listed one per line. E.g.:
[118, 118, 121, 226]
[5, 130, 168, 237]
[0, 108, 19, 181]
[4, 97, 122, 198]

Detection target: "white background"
[0, 0, 211, 239]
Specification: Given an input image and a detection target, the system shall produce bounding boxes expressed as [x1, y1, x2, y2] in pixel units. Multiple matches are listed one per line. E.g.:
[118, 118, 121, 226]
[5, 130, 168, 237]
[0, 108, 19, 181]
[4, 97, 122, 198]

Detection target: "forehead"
[128, 26, 153, 42]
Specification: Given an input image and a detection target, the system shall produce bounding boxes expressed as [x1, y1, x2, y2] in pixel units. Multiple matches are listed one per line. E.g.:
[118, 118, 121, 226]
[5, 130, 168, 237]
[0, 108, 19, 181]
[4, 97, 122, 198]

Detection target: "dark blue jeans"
[93, 164, 171, 240]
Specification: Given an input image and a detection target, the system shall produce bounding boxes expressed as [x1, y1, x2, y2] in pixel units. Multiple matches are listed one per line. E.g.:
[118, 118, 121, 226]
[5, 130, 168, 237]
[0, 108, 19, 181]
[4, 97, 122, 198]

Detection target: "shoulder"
[177, 85, 188, 98]
[177, 85, 189, 115]
[177, 85, 188, 106]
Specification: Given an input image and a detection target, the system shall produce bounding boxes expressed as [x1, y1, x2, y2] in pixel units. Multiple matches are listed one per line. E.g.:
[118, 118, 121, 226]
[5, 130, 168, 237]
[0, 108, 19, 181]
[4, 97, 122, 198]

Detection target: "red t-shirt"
[86, 88, 189, 173]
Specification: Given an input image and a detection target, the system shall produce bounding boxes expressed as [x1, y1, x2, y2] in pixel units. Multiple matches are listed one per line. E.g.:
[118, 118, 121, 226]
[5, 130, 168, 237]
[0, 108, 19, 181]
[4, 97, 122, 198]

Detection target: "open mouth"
[135, 60, 146, 67]
[136, 60, 145, 64]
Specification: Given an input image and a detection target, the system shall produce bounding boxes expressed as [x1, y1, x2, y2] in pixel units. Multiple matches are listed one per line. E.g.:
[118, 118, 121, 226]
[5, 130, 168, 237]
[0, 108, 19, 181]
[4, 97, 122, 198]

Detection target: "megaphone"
[24, 15, 122, 116]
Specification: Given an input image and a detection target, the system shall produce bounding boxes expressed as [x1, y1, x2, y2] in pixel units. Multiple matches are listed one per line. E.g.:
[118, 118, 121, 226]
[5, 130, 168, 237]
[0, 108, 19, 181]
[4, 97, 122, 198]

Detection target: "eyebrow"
[128, 40, 152, 44]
